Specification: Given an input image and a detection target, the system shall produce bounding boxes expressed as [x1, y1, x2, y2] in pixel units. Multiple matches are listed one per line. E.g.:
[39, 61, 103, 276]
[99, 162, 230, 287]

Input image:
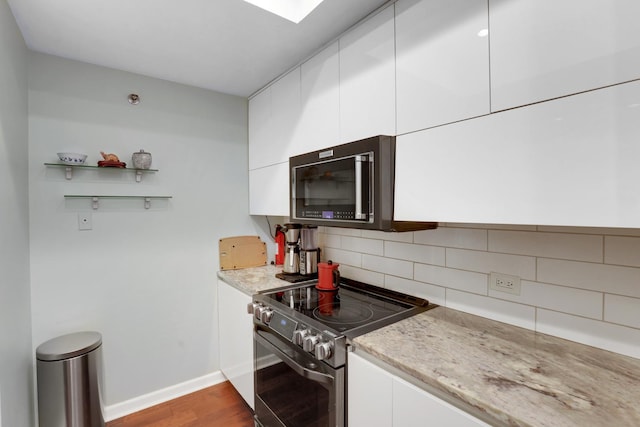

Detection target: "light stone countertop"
[353, 306, 640, 427]
[217, 264, 293, 295]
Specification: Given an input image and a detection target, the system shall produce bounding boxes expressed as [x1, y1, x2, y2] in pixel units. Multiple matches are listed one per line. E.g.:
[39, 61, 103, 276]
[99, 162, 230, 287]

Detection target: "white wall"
[0, 1, 33, 426]
[321, 224, 640, 359]
[27, 52, 262, 407]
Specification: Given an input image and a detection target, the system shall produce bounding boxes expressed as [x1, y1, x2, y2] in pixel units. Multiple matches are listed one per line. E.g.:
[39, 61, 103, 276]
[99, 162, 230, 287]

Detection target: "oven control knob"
[315, 341, 333, 361]
[247, 302, 260, 315]
[302, 334, 320, 352]
[260, 309, 274, 324]
[254, 305, 269, 321]
[293, 329, 310, 346]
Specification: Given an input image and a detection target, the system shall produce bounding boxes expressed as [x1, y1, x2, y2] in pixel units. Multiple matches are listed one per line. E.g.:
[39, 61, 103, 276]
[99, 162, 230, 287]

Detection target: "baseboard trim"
[104, 371, 226, 421]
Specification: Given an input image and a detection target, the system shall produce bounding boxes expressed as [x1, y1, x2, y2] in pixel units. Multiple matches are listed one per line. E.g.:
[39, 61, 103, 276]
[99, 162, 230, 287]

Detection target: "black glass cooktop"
[263, 280, 425, 333]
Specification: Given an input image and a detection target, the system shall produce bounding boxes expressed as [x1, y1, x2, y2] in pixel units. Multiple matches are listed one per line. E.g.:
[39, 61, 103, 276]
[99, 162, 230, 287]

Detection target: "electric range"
[248, 277, 435, 427]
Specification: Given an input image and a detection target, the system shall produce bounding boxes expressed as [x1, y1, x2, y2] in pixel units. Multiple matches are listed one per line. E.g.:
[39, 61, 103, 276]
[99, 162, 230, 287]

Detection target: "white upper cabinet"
[248, 86, 272, 170]
[395, 0, 490, 135]
[490, 0, 640, 112]
[271, 68, 301, 160]
[339, 5, 396, 143]
[394, 80, 640, 228]
[296, 42, 340, 155]
[249, 68, 300, 170]
[249, 162, 290, 216]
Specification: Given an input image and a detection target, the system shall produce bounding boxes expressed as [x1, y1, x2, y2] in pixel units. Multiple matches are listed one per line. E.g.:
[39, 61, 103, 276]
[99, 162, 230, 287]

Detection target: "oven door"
[292, 153, 372, 223]
[254, 328, 344, 427]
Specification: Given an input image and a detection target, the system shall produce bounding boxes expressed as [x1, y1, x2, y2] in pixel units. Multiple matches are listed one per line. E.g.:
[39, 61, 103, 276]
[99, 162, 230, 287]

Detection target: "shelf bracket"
[144, 197, 151, 209]
[65, 167, 73, 180]
[135, 170, 142, 182]
[92, 197, 99, 210]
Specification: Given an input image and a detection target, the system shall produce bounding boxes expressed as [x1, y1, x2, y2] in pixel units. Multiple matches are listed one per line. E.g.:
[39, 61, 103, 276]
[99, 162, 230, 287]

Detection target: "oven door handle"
[255, 331, 334, 387]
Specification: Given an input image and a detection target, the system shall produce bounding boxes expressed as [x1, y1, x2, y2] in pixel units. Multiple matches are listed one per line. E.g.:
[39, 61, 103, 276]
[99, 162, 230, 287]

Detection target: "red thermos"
[274, 225, 285, 265]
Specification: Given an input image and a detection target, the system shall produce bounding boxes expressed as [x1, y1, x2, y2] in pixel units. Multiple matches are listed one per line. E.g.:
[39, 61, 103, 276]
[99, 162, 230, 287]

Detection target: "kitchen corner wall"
[0, 1, 33, 426]
[320, 224, 640, 360]
[27, 52, 263, 408]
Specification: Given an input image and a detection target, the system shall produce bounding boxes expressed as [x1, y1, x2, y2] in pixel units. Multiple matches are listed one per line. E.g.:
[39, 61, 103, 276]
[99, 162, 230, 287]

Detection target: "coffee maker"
[282, 223, 301, 274]
[299, 225, 320, 276]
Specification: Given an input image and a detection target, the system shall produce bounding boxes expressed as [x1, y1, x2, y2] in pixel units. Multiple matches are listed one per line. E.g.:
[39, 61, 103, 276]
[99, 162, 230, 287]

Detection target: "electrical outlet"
[489, 272, 521, 295]
[78, 213, 92, 231]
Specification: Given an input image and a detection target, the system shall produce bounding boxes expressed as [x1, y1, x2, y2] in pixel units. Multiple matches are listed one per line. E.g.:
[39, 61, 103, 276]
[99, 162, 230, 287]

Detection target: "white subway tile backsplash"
[443, 223, 537, 231]
[384, 275, 446, 306]
[537, 258, 640, 297]
[489, 230, 603, 262]
[605, 236, 640, 267]
[322, 247, 362, 267]
[536, 309, 640, 359]
[538, 225, 640, 237]
[414, 227, 487, 250]
[446, 248, 536, 279]
[361, 229, 414, 242]
[604, 294, 640, 329]
[319, 224, 640, 359]
[446, 289, 536, 330]
[325, 227, 362, 237]
[341, 236, 384, 256]
[414, 264, 487, 295]
[488, 280, 603, 320]
[321, 233, 342, 249]
[339, 264, 384, 287]
[384, 241, 445, 265]
[362, 254, 413, 279]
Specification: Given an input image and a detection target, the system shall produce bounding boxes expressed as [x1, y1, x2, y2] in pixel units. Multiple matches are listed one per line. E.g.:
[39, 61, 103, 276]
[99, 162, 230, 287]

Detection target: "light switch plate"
[78, 212, 92, 231]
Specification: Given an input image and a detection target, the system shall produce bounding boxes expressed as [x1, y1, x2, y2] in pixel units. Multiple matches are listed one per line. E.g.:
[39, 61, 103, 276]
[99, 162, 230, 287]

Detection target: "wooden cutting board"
[219, 235, 267, 270]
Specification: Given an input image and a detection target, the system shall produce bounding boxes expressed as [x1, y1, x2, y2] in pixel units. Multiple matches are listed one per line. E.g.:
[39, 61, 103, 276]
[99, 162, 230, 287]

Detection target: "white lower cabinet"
[249, 162, 289, 216]
[218, 279, 254, 409]
[348, 351, 393, 426]
[349, 352, 488, 426]
[394, 79, 640, 228]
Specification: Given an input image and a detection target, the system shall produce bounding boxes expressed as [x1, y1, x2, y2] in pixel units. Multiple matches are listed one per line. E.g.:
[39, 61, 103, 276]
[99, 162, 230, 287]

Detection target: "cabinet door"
[394, 80, 640, 227]
[218, 279, 254, 409]
[348, 352, 393, 427]
[249, 162, 290, 216]
[339, 5, 395, 143]
[393, 377, 489, 427]
[395, 0, 490, 135]
[272, 67, 301, 161]
[249, 68, 301, 170]
[248, 86, 273, 170]
[490, 0, 640, 111]
[296, 42, 340, 155]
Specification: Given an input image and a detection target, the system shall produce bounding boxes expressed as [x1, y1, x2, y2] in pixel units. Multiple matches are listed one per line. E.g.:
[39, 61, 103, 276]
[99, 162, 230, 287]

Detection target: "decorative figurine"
[98, 151, 126, 168]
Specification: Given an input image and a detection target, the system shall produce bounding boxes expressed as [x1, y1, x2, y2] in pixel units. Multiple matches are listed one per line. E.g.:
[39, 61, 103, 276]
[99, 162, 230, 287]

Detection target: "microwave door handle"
[254, 331, 334, 387]
[354, 156, 366, 220]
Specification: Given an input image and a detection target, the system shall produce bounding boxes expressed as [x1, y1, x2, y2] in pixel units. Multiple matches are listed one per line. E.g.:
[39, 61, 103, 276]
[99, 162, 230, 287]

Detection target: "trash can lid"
[36, 331, 102, 361]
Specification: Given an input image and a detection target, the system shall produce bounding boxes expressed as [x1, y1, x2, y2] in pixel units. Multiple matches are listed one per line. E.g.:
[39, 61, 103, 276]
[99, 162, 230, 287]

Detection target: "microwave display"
[292, 153, 372, 222]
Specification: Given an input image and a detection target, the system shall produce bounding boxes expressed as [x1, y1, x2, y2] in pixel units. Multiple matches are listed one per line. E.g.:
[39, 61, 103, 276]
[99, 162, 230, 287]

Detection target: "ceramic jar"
[132, 149, 152, 169]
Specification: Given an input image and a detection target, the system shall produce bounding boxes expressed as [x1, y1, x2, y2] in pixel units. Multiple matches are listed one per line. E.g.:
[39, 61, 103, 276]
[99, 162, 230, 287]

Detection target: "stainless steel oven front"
[253, 326, 344, 427]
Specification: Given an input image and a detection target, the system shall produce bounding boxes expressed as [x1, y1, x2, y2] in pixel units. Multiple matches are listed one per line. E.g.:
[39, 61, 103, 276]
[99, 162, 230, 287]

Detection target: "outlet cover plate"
[489, 272, 521, 295]
[78, 212, 92, 231]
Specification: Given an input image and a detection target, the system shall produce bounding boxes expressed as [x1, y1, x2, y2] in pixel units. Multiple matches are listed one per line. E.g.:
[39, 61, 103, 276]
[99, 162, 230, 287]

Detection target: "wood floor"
[107, 381, 254, 427]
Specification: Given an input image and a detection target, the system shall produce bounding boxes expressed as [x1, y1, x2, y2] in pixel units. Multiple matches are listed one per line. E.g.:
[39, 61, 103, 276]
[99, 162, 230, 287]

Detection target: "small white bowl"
[57, 152, 87, 165]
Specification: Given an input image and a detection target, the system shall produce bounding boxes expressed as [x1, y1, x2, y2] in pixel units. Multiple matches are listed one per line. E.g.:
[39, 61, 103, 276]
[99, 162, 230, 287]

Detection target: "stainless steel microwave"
[289, 135, 437, 232]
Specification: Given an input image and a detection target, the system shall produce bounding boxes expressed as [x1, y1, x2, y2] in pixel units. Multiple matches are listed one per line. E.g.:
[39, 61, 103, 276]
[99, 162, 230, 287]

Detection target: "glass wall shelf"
[45, 163, 158, 182]
[64, 195, 172, 209]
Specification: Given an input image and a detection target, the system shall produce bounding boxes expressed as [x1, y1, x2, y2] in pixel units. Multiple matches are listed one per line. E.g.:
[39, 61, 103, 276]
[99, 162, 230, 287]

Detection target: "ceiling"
[7, 0, 390, 97]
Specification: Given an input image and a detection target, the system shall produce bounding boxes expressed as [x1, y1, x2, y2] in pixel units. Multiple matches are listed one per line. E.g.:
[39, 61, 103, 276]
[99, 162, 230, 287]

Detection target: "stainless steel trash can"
[36, 331, 104, 427]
